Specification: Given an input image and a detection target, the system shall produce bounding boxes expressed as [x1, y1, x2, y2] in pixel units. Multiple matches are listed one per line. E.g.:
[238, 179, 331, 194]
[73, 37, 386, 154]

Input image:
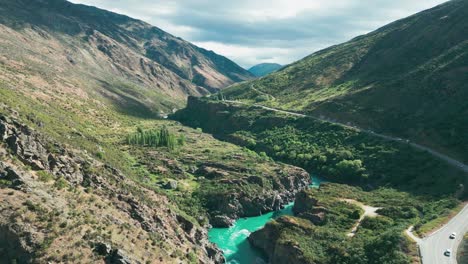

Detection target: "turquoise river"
[208, 177, 323, 264]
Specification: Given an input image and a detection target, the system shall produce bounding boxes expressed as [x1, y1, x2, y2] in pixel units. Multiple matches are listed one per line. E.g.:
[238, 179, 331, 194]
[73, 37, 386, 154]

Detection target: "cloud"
[69, 0, 448, 68]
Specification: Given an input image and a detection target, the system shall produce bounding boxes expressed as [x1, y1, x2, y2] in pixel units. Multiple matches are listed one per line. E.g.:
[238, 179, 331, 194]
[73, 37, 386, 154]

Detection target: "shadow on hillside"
[97, 80, 160, 119]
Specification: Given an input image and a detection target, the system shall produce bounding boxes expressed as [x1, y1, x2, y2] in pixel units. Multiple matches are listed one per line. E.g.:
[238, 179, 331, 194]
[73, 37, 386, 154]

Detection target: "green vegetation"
[256, 183, 450, 264]
[126, 126, 183, 150]
[174, 97, 466, 243]
[221, 0, 468, 162]
[458, 233, 468, 264]
[248, 63, 283, 77]
[174, 98, 467, 198]
[38, 171, 54, 182]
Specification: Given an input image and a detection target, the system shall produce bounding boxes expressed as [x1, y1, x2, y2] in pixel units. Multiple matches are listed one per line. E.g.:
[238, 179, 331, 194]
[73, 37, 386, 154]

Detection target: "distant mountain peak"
[248, 63, 283, 77]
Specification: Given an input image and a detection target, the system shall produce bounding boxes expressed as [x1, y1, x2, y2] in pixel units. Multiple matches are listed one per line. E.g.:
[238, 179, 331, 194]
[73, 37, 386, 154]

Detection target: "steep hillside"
[0, 0, 253, 117]
[223, 0, 468, 162]
[0, 81, 311, 262]
[248, 63, 283, 77]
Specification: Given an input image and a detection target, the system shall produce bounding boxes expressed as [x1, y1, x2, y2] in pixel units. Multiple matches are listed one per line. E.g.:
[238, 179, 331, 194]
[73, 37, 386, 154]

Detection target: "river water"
[208, 177, 323, 264]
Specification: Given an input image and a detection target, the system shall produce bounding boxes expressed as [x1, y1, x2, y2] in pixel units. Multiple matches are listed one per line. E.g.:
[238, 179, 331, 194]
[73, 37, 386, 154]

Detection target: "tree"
[335, 159, 366, 181]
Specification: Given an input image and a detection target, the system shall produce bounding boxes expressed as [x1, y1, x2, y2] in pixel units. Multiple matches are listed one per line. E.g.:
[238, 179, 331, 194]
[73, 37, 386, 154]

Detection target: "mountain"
[223, 0, 468, 162]
[0, 1, 310, 263]
[0, 0, 253, 117]
[248, 63, 283, 77]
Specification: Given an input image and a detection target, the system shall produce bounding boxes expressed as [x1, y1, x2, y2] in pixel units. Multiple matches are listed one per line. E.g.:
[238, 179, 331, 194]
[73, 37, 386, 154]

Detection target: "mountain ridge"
[0, 0, 253, 116]
[222, 0, 468, 162]
[248, 63, 283, 77]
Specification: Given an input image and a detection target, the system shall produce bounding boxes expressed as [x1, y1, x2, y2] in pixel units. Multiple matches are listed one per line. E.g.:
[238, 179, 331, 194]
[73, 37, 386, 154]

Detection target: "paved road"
[419, 204, 468, 264]
[224, 100, 468, 173]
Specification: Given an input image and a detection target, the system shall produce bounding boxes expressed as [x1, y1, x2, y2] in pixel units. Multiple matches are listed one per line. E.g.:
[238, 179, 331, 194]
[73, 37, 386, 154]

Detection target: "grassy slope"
[222, 0, 468, 162]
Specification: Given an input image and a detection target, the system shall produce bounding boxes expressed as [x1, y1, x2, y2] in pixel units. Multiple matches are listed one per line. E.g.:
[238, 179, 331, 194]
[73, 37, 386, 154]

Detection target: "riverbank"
[208, 177, 323, 263]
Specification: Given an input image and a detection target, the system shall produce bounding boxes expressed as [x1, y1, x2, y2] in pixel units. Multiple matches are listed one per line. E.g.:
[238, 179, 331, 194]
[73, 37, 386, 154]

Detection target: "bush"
[54, 177, 69, 190]
[37, 170, 54, 182]
[96, 152, 104, 159]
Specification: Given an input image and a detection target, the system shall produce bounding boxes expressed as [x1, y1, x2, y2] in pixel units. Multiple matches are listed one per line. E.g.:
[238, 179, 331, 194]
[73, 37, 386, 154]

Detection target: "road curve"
[224, 100, 468, 173]
[419, 204, 468, 264]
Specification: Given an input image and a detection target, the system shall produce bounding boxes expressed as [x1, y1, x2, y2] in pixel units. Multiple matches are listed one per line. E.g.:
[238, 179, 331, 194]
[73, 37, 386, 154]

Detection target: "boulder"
[107, 249, 135, 264]
[211, 215, 234, 228]
[163, 180, 178, 190]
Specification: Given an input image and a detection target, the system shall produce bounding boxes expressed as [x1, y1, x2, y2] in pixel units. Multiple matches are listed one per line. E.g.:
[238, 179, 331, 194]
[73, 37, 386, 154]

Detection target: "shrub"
[54, 177, 69, 190]
[37, 171, 54, 182]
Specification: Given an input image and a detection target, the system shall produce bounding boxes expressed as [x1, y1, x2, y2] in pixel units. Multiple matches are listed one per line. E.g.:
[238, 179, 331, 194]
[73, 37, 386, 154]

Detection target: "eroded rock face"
[293, 190, 327, 225]
[0, 225, 35, 264]
[248, 216, 310, 264]
[1, 116, 85, 185]
[202, 165, 311, 228]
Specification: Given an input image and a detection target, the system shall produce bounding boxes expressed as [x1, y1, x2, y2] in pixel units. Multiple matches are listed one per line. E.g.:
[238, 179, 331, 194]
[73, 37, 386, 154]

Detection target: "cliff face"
[0, 114, 223, 264]
[174, 97, 312, 227]
[198, 164, 311, 227]
[248, 216, 313, 264]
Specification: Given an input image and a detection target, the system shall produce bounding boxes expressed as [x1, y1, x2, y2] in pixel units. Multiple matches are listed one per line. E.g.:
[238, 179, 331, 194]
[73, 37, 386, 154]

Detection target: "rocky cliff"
[248, 216, 314, 264]
[0, 114, 223, 263]
[196, 163, 311, 227]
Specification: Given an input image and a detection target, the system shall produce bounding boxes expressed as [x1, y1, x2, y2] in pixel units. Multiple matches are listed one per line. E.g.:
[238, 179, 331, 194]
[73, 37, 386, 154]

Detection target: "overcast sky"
[69, 0, 448, 68]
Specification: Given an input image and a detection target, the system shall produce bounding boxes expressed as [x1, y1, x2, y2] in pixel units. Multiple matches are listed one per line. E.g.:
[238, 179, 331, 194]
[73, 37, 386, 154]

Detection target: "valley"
[173, 96, 467, 263]
[0, 0, 467, 263]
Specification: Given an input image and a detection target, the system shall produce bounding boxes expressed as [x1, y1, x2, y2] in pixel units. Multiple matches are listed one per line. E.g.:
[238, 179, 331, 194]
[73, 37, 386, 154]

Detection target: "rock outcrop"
[293, 190, 328, 225]
[196, 163, 311, 227]
[248, 216, 312, 264]
[0, 115, 223, 264]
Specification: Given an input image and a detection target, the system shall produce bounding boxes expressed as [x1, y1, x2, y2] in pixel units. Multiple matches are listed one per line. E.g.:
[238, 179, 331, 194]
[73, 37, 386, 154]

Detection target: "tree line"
[126, 126, 185, 150]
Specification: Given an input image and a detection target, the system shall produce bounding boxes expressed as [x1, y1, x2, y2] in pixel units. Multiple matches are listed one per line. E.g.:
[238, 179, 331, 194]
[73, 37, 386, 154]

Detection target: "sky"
[69, 0, 448, 68]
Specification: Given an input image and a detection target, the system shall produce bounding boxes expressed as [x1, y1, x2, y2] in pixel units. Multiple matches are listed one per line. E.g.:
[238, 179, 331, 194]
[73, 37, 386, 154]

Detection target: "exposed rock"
[94, 242, 112, 256]
[0, 225, 36, 263]
[206, 167, 310, 227]
[206, 244, 225, 264]
[0, 164, 25, 188]
[0, 117, 85, 185]
[163, 180, 178, 190]
[247, 175, 264, 186]
[0, 115, 222, 263]
[248, 216, 312, 264]
[211, 215, 235, 228]
[293, 190, 328, 225]
[195, 165, 230, 179]
[106, 249, 135, 264]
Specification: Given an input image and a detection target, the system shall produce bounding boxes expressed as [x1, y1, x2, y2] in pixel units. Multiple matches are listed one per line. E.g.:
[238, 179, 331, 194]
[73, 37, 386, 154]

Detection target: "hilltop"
[248, 63, 283, 77]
